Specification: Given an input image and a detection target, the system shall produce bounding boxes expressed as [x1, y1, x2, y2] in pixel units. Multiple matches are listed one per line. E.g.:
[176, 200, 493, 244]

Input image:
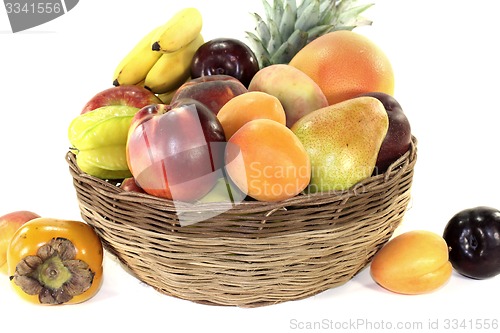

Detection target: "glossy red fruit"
[81, 85, 162, 114]
[126, 99, 226, 202]
[170, 75, 247, 115]
[190, 38, 260, 87]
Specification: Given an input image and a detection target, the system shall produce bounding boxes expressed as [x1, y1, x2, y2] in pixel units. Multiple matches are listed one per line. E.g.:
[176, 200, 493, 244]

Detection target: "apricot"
[370, 230, 452, 295]
[289, 30, 394, 105]
[225, 119, 310, 202]
[217, 91, 286, 139]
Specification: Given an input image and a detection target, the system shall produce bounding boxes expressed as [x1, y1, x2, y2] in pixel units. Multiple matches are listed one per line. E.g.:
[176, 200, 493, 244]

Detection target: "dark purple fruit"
[359, 92, 412, 174]
[443, 206, 500, 279]
[190, 38, 260, 87]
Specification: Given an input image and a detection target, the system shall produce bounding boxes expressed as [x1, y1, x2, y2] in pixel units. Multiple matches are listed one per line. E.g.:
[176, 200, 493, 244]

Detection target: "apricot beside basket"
[66, 136, 417, 307]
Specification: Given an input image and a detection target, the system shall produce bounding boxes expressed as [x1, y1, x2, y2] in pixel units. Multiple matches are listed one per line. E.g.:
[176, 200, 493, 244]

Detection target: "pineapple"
[246, 0, 374, 68]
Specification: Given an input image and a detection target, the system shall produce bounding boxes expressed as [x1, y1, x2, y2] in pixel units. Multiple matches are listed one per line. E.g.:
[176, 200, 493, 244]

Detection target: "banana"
[145, 34, 204, 94]
[151, 7, 203, 53]
[157, 87, 180, 104]
[113, 25, 163, 86]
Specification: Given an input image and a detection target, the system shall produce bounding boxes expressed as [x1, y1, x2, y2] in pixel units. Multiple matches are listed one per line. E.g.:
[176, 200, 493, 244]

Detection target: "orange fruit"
[217, 91, 286, 139]
[225, 119, 310, 202]
[370, 230, 452, 295]
[289, 30, 394, 105]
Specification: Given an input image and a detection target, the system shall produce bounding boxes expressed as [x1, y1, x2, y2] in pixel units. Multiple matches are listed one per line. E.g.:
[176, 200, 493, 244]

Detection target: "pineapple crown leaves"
[245, 0, 374, 68]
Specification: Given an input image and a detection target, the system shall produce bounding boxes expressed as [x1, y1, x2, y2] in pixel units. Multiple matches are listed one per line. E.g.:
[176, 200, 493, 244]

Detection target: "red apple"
[170, 75, 247, 115]
[126, 99, 226, 202]
[81, 85, 162, 114]
[0, 210, 40, 269]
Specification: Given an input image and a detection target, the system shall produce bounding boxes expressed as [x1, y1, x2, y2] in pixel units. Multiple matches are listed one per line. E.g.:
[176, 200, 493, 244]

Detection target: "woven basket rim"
[66, 136, 417, 209]
[67, 136, 417, 239]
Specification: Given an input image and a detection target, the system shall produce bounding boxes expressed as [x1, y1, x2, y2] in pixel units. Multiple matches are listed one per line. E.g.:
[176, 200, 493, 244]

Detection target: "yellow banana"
[113, 25, 163, 86]
[145, 34, 204, 94]
[157, 87, 180, 104]
[151, 7, 203, 53]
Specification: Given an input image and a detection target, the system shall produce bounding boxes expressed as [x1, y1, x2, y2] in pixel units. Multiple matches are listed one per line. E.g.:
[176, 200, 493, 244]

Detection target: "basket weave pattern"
[67, 137, 417, 307]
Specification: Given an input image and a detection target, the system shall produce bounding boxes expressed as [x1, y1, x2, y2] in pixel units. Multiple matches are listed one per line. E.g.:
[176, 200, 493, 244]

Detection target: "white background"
[1, 1, 499, 332]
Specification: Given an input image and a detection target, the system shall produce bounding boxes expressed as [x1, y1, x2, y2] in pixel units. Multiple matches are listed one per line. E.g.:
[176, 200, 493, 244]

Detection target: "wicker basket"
[66, 136, 417, 307]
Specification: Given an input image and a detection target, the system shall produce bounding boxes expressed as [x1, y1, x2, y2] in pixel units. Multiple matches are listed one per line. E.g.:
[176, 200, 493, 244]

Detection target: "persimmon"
[7, 218, 103, 305]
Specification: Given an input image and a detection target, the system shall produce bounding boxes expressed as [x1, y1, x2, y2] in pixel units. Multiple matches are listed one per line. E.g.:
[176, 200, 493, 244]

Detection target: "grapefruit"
[289, 30, 394, 105]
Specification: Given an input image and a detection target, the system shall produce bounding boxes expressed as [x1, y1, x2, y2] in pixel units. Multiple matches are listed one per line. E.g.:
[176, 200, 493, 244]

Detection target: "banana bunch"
[113, 7, 203, 94]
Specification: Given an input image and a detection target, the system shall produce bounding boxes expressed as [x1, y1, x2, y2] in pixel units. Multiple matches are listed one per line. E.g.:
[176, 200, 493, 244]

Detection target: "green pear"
[291, 96, 389, 193]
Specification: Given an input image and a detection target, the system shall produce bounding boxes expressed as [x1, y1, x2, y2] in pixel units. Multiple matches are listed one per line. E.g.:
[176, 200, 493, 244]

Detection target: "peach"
[217, 91, 286, 139]
[170, 75, 248, 115]
[0, 210, 40, 271]
[225, 119, 310, 202]
[248, 64, 328, 128]
[370, 230, 453, 295]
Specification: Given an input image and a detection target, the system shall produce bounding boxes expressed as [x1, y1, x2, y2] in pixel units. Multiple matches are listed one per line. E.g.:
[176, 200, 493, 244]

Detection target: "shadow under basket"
[66, 136, 417, 307]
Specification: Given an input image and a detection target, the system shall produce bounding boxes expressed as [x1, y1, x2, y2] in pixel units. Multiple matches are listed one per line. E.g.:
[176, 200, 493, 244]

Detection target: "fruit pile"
[68, 4, 411, 204]
[66, 2, 500, 299]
